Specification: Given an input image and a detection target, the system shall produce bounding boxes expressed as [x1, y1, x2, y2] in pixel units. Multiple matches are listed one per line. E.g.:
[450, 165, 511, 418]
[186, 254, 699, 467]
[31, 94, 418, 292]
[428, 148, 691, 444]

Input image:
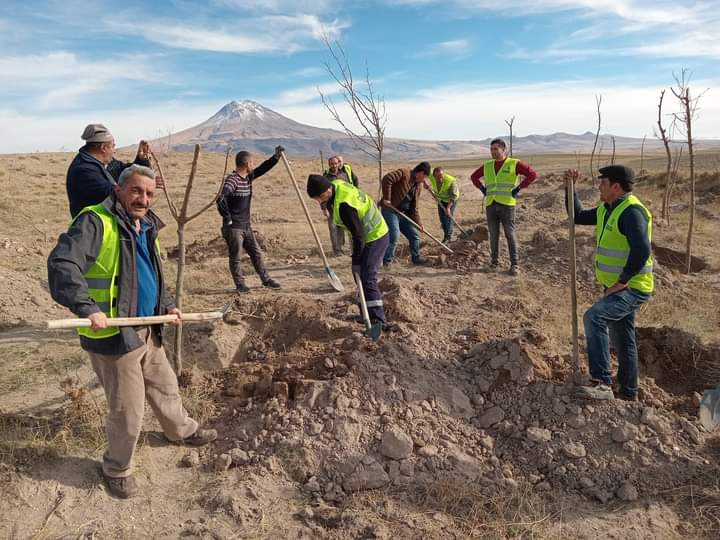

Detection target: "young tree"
[639, 134, 647, 176]
[318, 37, 387, 189]
[655, 89, 674, 223]
[610, 136, 616, 165]
[505, 116, 515, 157]
[589, 94, 602, 179]
[151, 145, 229, 373]
[670, 69, 707, 274]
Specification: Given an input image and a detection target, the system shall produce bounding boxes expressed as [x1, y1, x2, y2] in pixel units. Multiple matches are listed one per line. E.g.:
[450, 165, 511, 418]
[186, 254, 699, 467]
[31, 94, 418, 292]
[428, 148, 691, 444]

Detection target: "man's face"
[115, 174, 155, 221]
[490, 143, 505, 161]
[313, 188, 333, 206]
[328, 157, 341, 174]
[99, 139, 116, 165]
[598, 176, 620, 203]
[433, 169, 443, 182]
[413, 171, 427, 184]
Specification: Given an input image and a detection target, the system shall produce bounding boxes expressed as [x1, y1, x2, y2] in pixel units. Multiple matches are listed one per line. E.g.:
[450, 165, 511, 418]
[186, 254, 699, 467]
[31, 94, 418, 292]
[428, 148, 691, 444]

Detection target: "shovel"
[354, 272, 382, 341]
[427, 189, 471, 239]
[279, 151, 344, 292]
[386, 204, 453, 254]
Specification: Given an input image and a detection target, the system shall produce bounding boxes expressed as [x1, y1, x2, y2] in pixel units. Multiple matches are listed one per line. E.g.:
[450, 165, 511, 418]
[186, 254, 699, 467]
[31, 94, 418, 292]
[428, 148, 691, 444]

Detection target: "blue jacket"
[66, 147, 150, 217]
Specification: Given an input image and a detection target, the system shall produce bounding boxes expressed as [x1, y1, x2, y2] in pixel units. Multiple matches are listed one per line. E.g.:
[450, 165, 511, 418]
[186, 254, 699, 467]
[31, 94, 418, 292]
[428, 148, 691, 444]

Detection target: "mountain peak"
[210, 100, 269, 122]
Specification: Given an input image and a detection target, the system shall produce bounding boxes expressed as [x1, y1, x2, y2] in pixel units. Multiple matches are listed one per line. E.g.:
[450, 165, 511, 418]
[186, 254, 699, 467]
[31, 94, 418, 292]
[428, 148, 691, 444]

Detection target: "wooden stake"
[567, 179, 581, 385]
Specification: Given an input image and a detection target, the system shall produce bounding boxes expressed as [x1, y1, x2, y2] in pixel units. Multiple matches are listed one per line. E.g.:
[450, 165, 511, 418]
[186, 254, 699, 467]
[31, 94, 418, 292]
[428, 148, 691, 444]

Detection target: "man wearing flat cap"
[66, 124, 154, 217]
[306, 174, 389, 328]
[563, 165, 654, 401]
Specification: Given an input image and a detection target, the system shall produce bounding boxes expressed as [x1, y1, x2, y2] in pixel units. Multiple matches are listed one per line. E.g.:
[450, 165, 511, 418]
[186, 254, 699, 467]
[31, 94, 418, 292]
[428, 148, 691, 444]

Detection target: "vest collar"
[605, 192, 631, 212]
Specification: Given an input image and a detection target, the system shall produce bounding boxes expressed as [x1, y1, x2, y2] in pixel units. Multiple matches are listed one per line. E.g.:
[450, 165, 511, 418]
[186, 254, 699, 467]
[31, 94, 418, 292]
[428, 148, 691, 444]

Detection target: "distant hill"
[146, 100, 720, 160]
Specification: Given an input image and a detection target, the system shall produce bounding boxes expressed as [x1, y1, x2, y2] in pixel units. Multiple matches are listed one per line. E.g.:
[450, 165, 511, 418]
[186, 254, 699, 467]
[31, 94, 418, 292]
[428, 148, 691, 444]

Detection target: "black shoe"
[262, 278, 281, 289]
[235, 283, 250, 293]
[487, 262, 499, 272]
[412, 256, 429, 265]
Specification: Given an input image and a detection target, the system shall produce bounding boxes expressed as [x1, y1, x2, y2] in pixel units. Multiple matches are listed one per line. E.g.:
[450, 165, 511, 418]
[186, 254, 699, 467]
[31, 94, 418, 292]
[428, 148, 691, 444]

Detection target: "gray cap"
[81, 124, 114, 143]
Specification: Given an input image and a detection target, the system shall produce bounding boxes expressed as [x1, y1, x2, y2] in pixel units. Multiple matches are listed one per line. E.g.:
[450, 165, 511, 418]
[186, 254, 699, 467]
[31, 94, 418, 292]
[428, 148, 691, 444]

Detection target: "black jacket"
[48, 195, 175, 354]
[66, 147, 150, 217]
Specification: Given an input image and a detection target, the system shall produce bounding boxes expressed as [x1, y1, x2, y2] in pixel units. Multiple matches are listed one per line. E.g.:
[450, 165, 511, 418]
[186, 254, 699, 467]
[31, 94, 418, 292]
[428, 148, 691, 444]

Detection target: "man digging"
[48, 164, 217, 499]
[564, 165, 654, 401]
[324, 154, 360, 256]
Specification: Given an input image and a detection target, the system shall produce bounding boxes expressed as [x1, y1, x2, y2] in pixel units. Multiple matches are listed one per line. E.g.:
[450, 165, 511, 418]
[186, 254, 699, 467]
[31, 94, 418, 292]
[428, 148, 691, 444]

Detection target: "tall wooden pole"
[567, 179, 581, 384]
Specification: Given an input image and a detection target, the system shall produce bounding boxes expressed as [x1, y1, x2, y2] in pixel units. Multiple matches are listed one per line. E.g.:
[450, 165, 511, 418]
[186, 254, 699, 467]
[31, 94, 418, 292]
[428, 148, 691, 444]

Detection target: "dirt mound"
[378, 276, 429, 323]
[0, 267, 56, 324]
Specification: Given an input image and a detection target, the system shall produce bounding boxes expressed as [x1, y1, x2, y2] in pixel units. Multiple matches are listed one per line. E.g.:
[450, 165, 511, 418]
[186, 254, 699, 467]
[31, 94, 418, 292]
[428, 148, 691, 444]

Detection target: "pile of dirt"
[0, 266, 57, 323]
[378, 276, 430, 323]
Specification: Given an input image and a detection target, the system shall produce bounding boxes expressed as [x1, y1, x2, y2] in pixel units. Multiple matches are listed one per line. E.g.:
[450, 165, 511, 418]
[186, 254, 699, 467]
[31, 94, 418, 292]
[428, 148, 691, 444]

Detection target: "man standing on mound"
[217, 146, 284, 292]
[48, 164, 217, 499]
[307, 174, 390, 329]
[564, 165, 653, 401]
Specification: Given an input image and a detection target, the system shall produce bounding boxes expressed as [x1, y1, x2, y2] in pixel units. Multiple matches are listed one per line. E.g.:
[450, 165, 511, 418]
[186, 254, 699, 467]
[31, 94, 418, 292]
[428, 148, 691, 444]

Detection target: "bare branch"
[589, 94, 602, 178]
[186, 147, 231, 223]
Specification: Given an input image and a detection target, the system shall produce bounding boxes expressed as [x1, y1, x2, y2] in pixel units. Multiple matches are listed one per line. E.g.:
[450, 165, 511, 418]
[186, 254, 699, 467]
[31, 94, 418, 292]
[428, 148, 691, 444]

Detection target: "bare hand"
[563, 169, 579, 186]
[604, 282, 628, 296]
[444, 206, 451, 217]
[167, 307, 183, 324]
[380, 199, 392, 208]
[137, 140, 151, 160]
[89, 312, 108, 331]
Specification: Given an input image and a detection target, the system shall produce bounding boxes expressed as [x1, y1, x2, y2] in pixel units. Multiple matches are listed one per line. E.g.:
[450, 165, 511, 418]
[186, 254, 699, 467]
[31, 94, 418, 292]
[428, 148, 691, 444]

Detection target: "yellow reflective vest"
[483, 158, 519, 207]
[331, 180, 388, 242]
[430, 173, 460, 203]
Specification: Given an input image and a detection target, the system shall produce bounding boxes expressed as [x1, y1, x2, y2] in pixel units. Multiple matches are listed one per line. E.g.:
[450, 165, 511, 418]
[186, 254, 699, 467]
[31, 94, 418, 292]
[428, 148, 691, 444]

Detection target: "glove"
[511, 187, 520, 198]
[479, 184, 487, 195]
[274, 145, 285, 157]
[351, 264, 361, 276]
[222, 218, 233, 228]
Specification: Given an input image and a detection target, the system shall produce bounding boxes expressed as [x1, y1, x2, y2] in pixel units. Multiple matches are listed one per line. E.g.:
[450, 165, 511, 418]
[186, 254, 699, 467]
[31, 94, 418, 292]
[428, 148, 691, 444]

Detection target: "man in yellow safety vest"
[564, 165, 653, 401]
[429, 166, 460, 243]
[324, 155, 360, 256]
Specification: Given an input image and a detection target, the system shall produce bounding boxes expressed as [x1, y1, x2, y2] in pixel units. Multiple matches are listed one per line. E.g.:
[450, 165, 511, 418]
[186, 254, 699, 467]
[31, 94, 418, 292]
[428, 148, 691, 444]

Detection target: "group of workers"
[46, 123, 654, 498]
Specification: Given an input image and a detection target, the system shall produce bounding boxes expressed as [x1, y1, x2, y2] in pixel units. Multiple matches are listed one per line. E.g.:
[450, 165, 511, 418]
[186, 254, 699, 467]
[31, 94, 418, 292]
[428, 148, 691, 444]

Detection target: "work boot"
[235, 282, 250, 293]
[509, 264, 520, 276]
[486, 261, 498, 272]
[182, 428, 218, 446]
[412, 256, 429, 265]
[103, 474, 139, 499]
[573, 381, 614, 401]
[262, 278, 281, 289]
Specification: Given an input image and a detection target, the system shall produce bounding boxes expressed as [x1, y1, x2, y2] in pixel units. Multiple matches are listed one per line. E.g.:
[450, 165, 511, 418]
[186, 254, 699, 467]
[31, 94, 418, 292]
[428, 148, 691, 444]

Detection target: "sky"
[1, 0, 719, 152]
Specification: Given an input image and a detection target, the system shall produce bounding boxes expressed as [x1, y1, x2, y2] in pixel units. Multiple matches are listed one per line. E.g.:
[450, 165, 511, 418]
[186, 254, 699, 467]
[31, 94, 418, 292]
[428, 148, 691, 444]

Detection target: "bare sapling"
[505, 116, 515, 157]
[150, 145, 230, 373]
[656, 89, 674, 223]
[589, 94, 602, 179]
[318, 36, 387, 191]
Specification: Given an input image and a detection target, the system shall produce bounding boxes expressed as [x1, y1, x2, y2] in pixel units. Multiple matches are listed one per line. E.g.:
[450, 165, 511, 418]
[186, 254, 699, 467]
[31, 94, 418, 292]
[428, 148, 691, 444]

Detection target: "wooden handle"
[47, 312, 224, 330]
[388, 205, 454, 254]
[567, 180, 581, 384]
[279, 152, 331, 267]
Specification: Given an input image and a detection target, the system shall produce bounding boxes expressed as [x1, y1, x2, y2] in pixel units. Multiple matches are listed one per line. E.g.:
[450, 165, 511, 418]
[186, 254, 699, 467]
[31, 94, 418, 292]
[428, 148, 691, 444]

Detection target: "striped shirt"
[216, 155, 279, 228]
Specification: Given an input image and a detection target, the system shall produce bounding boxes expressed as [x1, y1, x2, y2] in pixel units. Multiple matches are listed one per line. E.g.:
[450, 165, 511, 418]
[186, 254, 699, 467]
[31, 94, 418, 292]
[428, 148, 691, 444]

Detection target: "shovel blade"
[365, 322, 382, 341]
[325, 266, 344, 292]
[699, 385, 720, 432]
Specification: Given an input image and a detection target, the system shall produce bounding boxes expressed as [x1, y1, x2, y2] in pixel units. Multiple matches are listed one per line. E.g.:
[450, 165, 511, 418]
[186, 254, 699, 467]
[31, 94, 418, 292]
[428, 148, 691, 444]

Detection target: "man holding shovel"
[429, 167, 460, 243]
[380, 162, 431, 267]
[307, 174, 389, 330]
[48, 164, 217, 499]
[563, 165, 653, 401]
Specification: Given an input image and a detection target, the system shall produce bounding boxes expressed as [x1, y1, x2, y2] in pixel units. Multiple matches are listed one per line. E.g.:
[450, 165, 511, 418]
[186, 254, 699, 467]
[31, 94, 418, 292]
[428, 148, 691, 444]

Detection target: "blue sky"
[1, 0, 719, 152]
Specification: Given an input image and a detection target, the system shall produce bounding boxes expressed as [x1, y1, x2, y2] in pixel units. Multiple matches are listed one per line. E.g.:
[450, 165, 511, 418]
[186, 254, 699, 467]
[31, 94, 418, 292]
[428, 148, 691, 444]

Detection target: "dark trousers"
[382, 208, 421, 264]
[437, 201, 457, 242]
[359, 233, 389, 323]
[583, 288, 650, 398]
[486, 202, 518, 265]
[221, 225, 271, 288]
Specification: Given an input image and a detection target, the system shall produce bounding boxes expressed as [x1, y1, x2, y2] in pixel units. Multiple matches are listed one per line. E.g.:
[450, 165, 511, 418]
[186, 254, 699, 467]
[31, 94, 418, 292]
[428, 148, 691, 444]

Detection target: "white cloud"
[415, 38, 471, 58]
[269, 82, 341, 105]
[214, 0, 340, 12]
[0, 51, 156, 110]
[276, 79, 720, 140]
[131, 15, 345, 54]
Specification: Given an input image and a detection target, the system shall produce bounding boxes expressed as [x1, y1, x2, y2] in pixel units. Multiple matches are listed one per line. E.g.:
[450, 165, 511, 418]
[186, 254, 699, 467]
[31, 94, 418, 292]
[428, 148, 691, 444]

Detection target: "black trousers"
[221, 225, 271, 287]
[485, 202, 518, 265]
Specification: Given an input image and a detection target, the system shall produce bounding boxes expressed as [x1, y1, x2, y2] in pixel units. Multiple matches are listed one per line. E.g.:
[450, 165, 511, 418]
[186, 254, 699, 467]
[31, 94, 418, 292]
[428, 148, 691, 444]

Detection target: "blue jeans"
[382, 208, 420, 264]
[437, 201, 457, 242]
[583, 288, 650, 397]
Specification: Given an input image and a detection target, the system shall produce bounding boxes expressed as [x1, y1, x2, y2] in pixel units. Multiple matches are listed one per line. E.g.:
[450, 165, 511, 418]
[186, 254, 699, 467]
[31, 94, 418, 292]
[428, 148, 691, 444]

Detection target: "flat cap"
[81, 123, 114, 143]
[598, 165, 635, 185]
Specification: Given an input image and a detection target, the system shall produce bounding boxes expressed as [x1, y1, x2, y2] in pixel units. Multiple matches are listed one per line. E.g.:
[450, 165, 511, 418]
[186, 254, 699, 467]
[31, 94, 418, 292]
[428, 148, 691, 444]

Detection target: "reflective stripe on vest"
[73, 204, 121, 339]
[483, 158, 519, 207]
[331, 180, 389, 243]
[595, 194, 654, 293]
[430, 173, 460, 203]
